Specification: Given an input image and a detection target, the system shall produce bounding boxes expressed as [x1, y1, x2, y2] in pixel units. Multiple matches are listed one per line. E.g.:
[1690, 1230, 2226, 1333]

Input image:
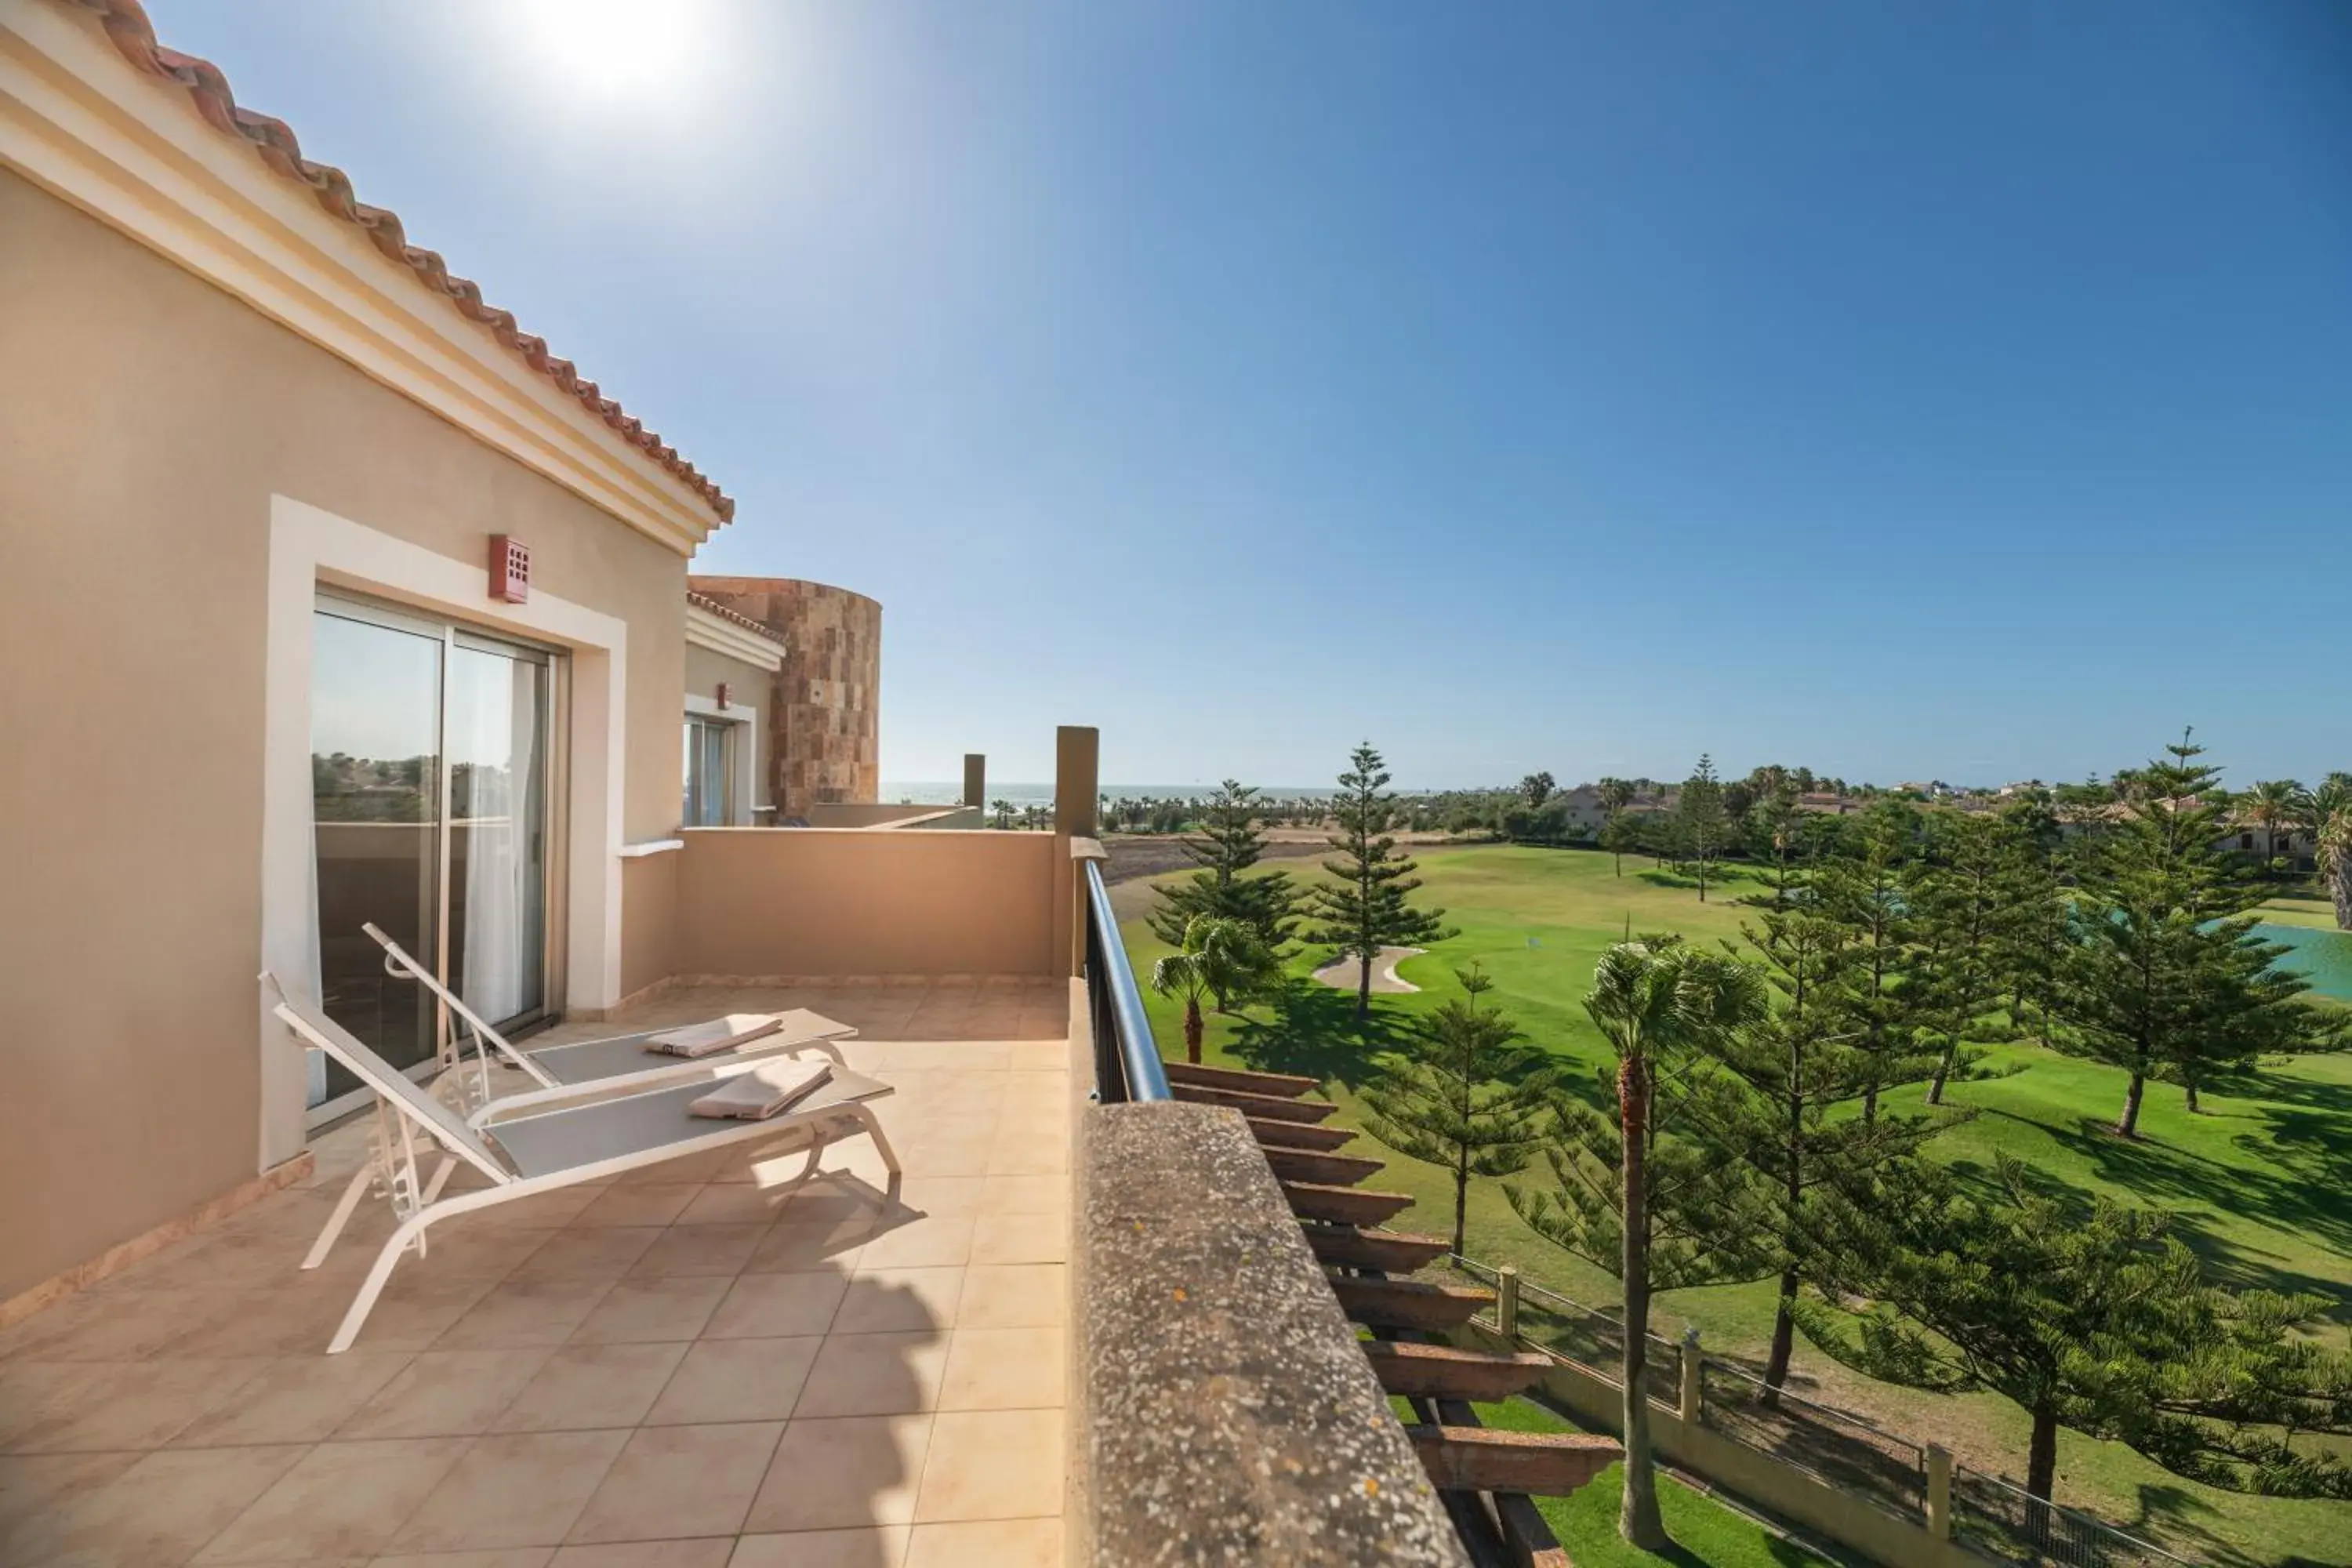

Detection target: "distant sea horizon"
[881, 781, 1335, 807]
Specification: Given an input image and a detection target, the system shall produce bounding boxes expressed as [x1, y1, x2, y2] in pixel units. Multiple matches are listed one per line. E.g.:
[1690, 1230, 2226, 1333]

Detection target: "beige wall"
[804, 803, 980, 829]
[683, 643, 773, 818]
[1449, 1325, 1991, 1568]
[0, 169, 700, 1301]
[672, 830, 1060, 978]
[619, 853, 681, 1006]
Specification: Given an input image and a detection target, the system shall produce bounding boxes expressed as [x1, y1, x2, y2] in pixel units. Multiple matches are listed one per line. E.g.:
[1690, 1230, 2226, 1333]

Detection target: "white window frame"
[683, 691, 756, 827]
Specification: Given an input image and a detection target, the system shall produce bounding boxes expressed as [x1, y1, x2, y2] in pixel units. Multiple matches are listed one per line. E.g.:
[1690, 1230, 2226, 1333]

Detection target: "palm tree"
[1581, 940, 1767, 1550]
[2245, 779, 2307, 866]
[1599, 776, 1636, 815]
[2320, 805, 2352, 932]
[1150, 916, 1277, 1063]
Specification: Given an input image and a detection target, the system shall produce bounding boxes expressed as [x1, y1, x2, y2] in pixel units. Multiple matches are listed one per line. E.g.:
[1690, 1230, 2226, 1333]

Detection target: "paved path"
[1311, 946, 1425, 995]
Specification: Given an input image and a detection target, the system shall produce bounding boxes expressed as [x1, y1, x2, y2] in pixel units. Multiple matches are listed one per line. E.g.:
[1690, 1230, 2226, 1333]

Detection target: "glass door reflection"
[447, 640, 550, 1033]
[310, 608, 442, 1104]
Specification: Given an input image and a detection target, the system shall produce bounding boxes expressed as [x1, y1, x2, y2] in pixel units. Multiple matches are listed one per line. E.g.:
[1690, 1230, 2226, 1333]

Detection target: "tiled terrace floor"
[0, 978, 1073, 1568]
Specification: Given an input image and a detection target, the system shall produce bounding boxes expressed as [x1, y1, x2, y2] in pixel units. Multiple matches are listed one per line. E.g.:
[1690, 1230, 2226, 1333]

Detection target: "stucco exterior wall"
[0, 169, 695, 1302]
[688, 577, 881, 819]
[684, 641, 774, 818]
[673, 830, 1059, 978]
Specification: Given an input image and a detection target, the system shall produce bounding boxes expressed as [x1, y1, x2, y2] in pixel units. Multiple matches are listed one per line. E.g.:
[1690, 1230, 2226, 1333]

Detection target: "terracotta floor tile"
[567, 1277, 731, 1346]
[345, 1276, 500, 1353]
[468, 1189, 604, 1231]
[852, 1216, 972, 1272]
[493, 1343, 688, 1432]
[161, 1284, 366, 1359]
[902, 1518, 1063, 1568]
[434, 1279, 616, 1350]
[953, 1269, 1065, 1330]
[884, 1179, 989, 1221]
[172, 1352, 414, 1446]
[673, 1185, 791, 1227]
[982, 1141, 1066, 1178]
[566, 1421, 782, 1544]
[792, 1334, 949, 1419]
[0, 1357, 267, 1454]
[935, 1328, 1064, 1413]
[370, 1552, 554, 1568]
[550, 1542, 730, 1567]
[628, 1225, 768, 1279]
[744, 1221, 866, 1276]
[975, 1178, 1068, 1217]
[507, 1230, 662, 1284]
[967, 1214, 1065, 1268]
[12, 1287, 245, 1362]
[194, 1437, 466, 1563]
[0, 1451, 140, 1551]
[550, 1541, 731, 1566]
[644, 1338, 821, 1427]
[388, 1430, 628, 1553]
[727, 1526, 909, 1567]
[834, 1269, 962, 1336]
[742, 1416, 931, 1534]
[572, 1186, 705, 1230]
[0, 1443, 303, 1568]
[337, 1349, 554, 1439]
[912, 1410, 1065, 1523]
[703, 1273, 849, 1340]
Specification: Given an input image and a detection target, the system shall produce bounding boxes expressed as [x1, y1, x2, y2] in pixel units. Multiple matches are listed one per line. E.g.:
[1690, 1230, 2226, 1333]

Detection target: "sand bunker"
[1312, 946, 1425, 995]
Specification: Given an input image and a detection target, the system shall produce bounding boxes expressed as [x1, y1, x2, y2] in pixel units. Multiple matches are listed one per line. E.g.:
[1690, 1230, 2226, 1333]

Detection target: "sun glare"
[510, 0, 706, 102]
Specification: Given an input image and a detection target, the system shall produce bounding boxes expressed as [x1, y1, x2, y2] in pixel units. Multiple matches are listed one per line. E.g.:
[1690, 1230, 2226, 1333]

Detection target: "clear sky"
[152, 1, 2352, 789]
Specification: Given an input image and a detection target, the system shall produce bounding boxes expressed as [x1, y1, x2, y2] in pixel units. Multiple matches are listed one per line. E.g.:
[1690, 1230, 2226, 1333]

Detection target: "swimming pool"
[2253, 922, 2352, 1003]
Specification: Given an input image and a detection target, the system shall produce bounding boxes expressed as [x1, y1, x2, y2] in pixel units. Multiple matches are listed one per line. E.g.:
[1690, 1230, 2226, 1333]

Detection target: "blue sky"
[155, 1, 2352, 789]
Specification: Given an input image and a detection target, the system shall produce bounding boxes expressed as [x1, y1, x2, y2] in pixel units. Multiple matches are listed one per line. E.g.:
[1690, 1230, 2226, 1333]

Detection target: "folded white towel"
[644, 1014, 783, 1058]
[689, 1058, 833, 1120]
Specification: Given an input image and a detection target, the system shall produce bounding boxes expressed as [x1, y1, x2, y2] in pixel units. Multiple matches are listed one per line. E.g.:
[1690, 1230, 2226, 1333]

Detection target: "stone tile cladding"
[690, 577, 881, 820]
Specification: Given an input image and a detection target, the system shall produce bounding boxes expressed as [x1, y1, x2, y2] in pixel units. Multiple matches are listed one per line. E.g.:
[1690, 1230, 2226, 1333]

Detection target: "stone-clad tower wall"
[688, 576, 880, 820]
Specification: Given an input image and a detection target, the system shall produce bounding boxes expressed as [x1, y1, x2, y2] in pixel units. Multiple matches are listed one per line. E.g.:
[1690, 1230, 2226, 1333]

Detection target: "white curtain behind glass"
[459, 654, 535, 1023]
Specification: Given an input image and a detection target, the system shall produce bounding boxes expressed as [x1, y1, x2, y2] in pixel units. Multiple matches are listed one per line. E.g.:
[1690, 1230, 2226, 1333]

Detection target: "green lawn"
[1120, 844, 2352, 1567]
[1472, 1395, 1847, 1566]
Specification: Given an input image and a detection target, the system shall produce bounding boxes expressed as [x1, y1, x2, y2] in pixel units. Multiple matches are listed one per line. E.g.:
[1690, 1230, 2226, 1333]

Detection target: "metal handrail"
[1083, 856, 1169, 1102]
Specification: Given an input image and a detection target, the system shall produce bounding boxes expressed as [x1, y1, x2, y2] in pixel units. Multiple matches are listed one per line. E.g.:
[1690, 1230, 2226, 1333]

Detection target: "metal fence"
[1449, 1249, 2205, 1568]
[1951, 1468, 2196, 1568]
[1700, 1356, 1927, 1519]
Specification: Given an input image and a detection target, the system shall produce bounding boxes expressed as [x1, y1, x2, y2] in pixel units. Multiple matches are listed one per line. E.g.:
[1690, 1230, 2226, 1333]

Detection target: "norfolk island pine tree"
[1303, 742, 1454, 1022]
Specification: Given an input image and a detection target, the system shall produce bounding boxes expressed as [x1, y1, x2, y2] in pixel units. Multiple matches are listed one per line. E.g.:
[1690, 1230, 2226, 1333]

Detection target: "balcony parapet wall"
[1073, 1101, 1468, 1566]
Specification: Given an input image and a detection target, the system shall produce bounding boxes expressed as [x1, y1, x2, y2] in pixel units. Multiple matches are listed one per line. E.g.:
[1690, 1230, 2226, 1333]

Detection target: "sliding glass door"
[309, 596, 557, 1117]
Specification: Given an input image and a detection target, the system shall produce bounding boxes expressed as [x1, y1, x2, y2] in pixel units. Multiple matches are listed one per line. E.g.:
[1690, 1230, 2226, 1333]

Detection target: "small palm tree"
[1571, 939, 1766, 1551]
[2246, 778, 2307, 866]
[1150, 916, 1277, 1063]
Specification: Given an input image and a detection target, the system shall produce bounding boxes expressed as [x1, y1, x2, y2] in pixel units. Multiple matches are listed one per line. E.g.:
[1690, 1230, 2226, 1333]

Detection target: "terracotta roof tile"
[687, 590, 789, 648]
[64, 0, 734, 523]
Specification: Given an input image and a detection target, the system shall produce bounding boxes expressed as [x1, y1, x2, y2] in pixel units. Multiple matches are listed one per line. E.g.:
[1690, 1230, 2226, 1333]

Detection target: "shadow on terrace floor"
[0, 978, 1073, 1567]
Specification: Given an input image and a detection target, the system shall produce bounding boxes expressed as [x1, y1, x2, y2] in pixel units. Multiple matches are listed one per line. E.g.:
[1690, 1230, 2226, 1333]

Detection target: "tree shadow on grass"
[2119, 1482, 2270, 1568]
[1223, 976, 1418, 1092]
[1974, 1110, 2352, 1302]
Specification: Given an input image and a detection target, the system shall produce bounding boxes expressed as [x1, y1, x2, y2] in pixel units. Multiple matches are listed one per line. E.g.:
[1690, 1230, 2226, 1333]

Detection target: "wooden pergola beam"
[1328, 1275, 1494, 1332]
[1283, 1181, 1415, 1227]
[1164, 1061, 1321, 1098]
[1247, 1117, 1357, 1152]
[1261, 1145, 1386, 1188]
[1404, 1427, 1621, 1495]
[1171, 1083, 1337, 1123]
[1301, 1222, 1452, 1273]
[1365, 1341, 1553, 1402]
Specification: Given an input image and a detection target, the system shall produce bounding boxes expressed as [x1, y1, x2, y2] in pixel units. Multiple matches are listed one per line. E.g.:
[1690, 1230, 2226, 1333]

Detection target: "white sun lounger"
[362, 922, 854, 1120]
[270, 986, 898, 1354]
